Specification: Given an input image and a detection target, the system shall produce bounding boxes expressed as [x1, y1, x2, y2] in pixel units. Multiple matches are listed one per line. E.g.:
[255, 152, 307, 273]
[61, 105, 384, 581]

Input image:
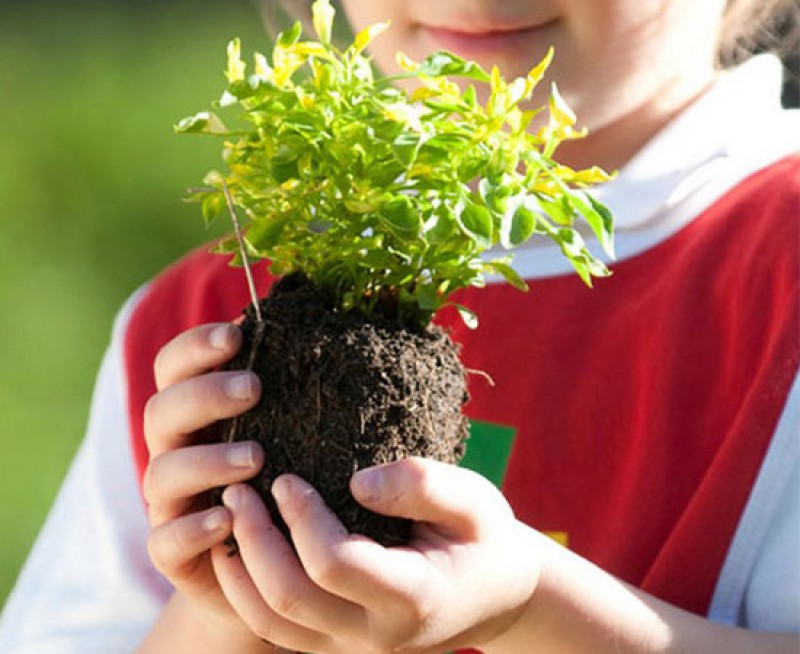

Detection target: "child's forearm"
[482, 530, 798, 654]
[134, 593, 283, 654]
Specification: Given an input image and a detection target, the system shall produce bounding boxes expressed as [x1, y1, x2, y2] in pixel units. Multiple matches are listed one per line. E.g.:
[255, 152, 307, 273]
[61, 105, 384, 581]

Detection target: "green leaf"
[486, 258, 529, 291]
[463, 84, 477, 108]
[480, 179, 514, 214]
[391, 132, 422, 167]
[201, 192, 225, 227]
[357, 249, 395, 268]
[458, 146, 492, 181]
[415, 51, 490, 82]
[424, 206, 457, 244]
[415, 283, 440, 311]
[566, 191, 615, 259]
[277, 21, 303, 47]
[587, 193, 615, 258]
[246, 216, 290, 250]
[552, 227, 610, 285]
[271, 159, 299, 183]
[456, 201, 493, 249]
[422, 132, 472, 155]
[180, 13, 614, 329]
[501, 203, 537, 248]
[174, 112, 228, 135]
[538, 196, 575, 226]
[455, 303, 479, 329]
[379, 195, 422, 238]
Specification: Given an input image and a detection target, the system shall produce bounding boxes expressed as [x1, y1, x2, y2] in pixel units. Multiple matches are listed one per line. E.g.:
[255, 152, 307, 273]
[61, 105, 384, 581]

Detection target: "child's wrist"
[476, 523, 550, 654]
[140, 592, 279, 654]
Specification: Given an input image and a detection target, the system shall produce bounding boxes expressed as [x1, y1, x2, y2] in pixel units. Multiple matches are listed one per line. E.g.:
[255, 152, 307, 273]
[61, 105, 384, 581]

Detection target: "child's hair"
[258, 0, 798, 69]
[718, 0, 799, 66]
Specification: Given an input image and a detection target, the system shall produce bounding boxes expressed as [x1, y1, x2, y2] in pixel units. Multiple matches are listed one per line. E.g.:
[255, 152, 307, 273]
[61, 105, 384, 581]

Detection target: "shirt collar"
[593, 54, 787, 231]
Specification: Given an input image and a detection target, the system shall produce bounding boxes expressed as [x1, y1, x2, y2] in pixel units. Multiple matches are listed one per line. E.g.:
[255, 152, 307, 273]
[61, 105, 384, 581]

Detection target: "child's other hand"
[143, 323, 264, 622]
[212, 457, 544, 653]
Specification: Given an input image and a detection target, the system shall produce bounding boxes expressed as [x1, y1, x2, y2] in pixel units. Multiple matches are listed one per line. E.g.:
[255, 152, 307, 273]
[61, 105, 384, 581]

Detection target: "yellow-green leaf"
[549, 82, 577, 128]
[527, 47, 554, 89]
[396, 51, 419, 72]
[226, 38, 246, 83]
[312, 0, 335, 44]
[351, 22, 390, 56]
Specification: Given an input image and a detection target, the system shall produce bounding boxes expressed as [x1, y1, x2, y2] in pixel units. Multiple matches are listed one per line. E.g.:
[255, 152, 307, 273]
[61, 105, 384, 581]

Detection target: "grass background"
[0, 0, 797, 613]
[0, 0, 267, 607]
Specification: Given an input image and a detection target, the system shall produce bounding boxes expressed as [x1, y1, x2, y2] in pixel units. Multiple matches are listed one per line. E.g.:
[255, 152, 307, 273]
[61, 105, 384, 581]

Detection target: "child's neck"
[555, 73, 717, 174]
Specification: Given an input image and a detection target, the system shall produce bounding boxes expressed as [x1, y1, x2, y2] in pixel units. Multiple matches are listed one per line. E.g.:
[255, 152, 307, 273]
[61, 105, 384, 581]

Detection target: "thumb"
[350, 457, 510, 540]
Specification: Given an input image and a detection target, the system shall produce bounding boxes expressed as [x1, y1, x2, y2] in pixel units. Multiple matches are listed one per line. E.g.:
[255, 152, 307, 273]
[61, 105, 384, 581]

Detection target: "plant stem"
[222, 180, 263, 324]
[219, 182, 267, 447]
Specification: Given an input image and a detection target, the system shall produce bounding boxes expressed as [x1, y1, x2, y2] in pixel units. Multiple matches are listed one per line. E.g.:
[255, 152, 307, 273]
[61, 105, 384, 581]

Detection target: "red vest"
[124, 155, 799, 617]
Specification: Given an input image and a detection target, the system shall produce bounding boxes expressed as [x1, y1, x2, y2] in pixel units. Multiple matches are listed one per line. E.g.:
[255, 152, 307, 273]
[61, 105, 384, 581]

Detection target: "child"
[1, 0, 798, 652]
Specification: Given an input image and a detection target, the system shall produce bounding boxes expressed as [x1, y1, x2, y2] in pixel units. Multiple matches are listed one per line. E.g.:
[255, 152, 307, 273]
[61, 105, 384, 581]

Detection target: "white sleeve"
[709, 371, 800, 632]
[744, 455, 800, 632]
[0, 292, 172, 654]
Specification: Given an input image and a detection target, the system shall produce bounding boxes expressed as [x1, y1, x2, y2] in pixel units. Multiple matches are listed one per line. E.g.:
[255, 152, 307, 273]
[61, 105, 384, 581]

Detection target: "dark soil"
[220, 273, 470, 546]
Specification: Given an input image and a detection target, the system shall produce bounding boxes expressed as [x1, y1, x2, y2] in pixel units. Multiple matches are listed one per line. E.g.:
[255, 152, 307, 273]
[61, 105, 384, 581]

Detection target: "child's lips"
[421, 21, 556, 58]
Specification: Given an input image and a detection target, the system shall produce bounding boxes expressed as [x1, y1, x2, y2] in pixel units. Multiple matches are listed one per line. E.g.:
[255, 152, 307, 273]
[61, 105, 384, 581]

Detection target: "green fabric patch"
[459, 420, 517, 487]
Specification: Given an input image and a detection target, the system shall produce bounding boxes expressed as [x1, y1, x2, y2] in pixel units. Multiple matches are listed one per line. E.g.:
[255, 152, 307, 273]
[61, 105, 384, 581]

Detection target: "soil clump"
[221, 273, 470, 546]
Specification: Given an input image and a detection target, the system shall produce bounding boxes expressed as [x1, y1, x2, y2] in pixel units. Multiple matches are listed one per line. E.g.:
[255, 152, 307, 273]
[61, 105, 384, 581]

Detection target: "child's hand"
[211, 457, 544, 654]
[142, 323, 265, 623]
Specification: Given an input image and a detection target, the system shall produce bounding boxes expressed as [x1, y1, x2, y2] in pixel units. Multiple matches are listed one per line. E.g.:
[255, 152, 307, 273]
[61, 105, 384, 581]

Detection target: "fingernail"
[271, 476, 290, 506]
[222, 485, 243, 512]
[209, 324, 232, 350]
[202, 508, 226, 532]
[226, 442, 258, 468]
[226, 373, 257, 401]
[352, 468, 382, 502]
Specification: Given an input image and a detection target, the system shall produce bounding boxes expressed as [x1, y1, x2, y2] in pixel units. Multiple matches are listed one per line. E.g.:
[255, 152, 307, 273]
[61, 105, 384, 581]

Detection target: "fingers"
[154, 323, 242, 391]
[270, 475, 428, 608]
[350, 457, 510, 540]
[145, 322, 260, 458]
[212, 544, 331, 653]
[147, 506, 232, 581]
[144, 370, 261, 458]
[214, 485, 360, 653]
[144, 441, 264, 525]
[221, 484, 366, 634]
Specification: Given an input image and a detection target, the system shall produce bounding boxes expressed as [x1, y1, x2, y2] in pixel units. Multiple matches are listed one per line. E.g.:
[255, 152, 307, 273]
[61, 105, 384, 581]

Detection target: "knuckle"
[467, 468, 512, 521]
[146, 527, 171, 573]
[142, 393, 160, 441]
[402, 456, 430, 481]
[152, 347, 170, 390]
[306, 548, 347, 590]
[152, 328, 200, 390]
[268, 585, 303, 618]
[403, 458, 434, 501]
[142, 458, 164, 506]
[147, 519, 200, 576]
[379, 458, 430, 510]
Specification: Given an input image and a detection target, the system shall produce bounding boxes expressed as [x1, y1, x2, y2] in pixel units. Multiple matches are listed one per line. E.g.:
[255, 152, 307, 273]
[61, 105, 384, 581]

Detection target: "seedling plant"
[175, 0, 615, 548]
[177, 0, 614, 329]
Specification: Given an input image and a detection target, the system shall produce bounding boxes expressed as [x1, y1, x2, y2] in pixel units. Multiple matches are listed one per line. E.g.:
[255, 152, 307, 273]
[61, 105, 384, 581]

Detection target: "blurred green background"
[0, 0, 268, 606]
[0, 0, 797, 612]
